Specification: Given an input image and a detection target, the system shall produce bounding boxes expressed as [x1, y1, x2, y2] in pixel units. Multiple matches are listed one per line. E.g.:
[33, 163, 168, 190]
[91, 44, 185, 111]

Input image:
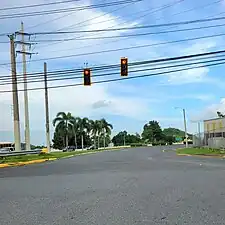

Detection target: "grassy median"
[0, 149, 106, 164]
[176, 147, 225, 156]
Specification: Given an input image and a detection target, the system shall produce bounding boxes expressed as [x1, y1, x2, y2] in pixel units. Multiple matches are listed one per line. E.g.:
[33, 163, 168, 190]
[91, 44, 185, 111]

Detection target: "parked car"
[0, 148, 11, 153]
[87, 145, 96, 150]
[62, 146, 76, 152]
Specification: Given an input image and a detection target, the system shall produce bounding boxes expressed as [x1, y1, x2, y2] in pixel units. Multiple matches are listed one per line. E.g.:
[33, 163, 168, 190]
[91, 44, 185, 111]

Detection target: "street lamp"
[191, 120, 201, 147]
[175, 107, 188, 148]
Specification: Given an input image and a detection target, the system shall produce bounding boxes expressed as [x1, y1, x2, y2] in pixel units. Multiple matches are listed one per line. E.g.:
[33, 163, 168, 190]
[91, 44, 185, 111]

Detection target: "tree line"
[52, 113, 190, 149]
[52, 112, 113, 150]
[112, 120, 191, 146]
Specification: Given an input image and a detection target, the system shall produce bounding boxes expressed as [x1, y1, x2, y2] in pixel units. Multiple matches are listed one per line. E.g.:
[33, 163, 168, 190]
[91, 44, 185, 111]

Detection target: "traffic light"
[121, 57, 128, 76]
[83, 68, 91, 86]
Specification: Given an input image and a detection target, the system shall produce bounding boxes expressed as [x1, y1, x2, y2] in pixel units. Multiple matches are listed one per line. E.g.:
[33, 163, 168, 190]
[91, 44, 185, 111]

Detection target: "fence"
[192, 131, 225, 149]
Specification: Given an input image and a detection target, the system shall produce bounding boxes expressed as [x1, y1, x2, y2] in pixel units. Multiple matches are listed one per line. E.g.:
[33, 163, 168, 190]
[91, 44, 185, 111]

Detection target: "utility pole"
[15, 22, 37, 150]
[44, 62, 51, 153]
[9, 34, 21, 152]
[183, 108, 188, 148]
[124, 131, 126, 146]
[21, 22, 30, 151]
[198, 122, 201, 147]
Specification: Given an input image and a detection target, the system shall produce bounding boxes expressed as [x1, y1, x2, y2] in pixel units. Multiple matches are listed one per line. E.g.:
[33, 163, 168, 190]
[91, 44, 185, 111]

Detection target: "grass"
[0, 149, 107, 164]
[176, 147, 225, 156]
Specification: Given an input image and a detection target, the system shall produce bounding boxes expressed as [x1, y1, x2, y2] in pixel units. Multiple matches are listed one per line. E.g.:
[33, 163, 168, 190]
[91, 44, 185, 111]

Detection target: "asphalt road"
[1, 145, 225, 225]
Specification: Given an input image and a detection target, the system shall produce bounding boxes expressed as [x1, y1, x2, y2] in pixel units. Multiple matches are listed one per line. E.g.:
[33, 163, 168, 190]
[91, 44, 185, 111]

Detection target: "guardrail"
[0, 149, 42, 157]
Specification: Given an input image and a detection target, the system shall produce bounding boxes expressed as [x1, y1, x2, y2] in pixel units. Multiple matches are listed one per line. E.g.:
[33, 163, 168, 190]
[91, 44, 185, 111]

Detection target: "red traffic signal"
[83, 68, 91, 86]
[121, 57, 128, 76]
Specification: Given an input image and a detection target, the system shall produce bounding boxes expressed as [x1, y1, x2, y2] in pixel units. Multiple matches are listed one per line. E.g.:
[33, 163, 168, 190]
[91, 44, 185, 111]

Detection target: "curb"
[0, 158, 57, 168]
[177, 153, 225, 158]
[0, 148, 122, 169]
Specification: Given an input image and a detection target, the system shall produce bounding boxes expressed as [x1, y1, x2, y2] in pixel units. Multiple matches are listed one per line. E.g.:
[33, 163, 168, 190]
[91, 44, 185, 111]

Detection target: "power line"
[43, 0, 221, 54]
[25, 0, 142, 30]
[1, 60, 225, 93]
[32, 0, 176, 50]
[29, 23, 225, 43]
[0, 0, 78, 11]
[1, 47, 225, 79]
[3, 32, 225, 66]
[25, 15, 225, 35]
[0, 0, 139, 20]
[2, 56, 225, 86]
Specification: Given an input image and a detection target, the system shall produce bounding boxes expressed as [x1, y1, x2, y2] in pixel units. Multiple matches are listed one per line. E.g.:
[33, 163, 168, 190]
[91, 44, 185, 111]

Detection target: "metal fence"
[192, 131, 225, 149]
[0, 149, 42, 157]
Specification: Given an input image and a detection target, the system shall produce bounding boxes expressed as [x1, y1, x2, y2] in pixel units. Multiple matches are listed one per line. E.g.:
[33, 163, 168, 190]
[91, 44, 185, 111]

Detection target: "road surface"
[1, 145, 225, 224]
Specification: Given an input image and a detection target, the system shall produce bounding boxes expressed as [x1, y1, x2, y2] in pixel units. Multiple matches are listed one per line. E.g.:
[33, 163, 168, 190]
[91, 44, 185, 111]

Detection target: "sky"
[1, 0, 225, 145]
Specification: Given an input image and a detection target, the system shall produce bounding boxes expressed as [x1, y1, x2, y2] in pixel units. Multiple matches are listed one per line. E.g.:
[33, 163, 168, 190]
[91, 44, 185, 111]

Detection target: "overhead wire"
[0, 32, 224, 66]
[0, 0, 139, 20]
[38, 0, 221, 55]
[36, 0, 183, 50]
[25, 0, 142, 30]
[24, 23, 225, 43]
[0, 0, 79, 11]
[1, 48, 225, 81]
[2, 56, 225, 86]
[1, 60, 225, 93]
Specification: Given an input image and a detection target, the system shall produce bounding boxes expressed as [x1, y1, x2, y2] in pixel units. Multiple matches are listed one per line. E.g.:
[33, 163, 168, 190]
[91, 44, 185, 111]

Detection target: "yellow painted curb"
[0, 158, 57, 168]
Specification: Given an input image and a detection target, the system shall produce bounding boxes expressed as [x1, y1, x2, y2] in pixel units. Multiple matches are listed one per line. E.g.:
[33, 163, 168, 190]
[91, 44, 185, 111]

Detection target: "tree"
[112, 131, 141, 146]
[77, 117, 90, 150]
[217, 111, 225, 118]
[142, 120, 163, 142]
[70, 117, 80, 149]
[90, 120, 101, 149]
[52, 124, 65, 149]
[52, 112, 74, 149]
[100, 118, 113, 148]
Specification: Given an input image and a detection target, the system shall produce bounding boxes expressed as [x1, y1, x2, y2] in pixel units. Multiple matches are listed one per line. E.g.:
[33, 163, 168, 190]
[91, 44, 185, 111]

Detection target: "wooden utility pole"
[9, 35, 21, 152]
[44, 62, 51, 153]
[21, 22, 31, 151]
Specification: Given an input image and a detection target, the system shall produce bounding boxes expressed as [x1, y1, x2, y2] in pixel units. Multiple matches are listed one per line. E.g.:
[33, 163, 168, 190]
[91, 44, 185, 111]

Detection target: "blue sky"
[1, 0, 225, 144]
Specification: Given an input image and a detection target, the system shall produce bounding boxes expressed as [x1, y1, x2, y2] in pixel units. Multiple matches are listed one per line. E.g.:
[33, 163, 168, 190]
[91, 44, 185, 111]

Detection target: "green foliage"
[112, 131, 141, 146]
[52, 112, 113, 149]
[142, 120, 163, 142]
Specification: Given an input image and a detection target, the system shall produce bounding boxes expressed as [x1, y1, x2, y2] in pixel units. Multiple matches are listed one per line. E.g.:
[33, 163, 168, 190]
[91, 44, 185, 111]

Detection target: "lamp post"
[175, 107, 188, 148]
[191, 120, 201, 147]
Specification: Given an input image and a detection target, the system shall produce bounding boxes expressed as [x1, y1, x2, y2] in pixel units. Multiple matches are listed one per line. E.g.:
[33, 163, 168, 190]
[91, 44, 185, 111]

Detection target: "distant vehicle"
[62, 146, 76, 152]
[87, 145, 96, 150]
[3, 147, 14, 152]
[0, 148, 11, 153]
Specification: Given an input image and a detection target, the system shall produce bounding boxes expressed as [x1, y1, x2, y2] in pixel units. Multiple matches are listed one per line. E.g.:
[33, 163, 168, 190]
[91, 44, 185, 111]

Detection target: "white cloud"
[193, 98, 225, 121]
[167, 67, 209, 85]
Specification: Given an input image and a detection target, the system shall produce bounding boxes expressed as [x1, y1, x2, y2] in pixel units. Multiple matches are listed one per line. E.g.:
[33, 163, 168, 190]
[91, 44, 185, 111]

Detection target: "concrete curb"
[0, 158, 57, 168]
[177, 153, 225, 158]
[0, 148, 124, 169]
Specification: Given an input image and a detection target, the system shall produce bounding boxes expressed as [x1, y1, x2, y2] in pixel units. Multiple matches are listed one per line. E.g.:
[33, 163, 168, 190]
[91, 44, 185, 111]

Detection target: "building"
[0, 142, 14, 149]
[204, 117, 225, 140]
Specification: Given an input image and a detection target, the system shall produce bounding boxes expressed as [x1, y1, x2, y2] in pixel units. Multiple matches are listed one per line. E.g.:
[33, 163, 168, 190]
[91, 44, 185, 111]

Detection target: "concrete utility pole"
[44, 62, 51, 153]
[183, 108, 188, 148]
[21, 22, 31, 151]
[124, 131, 126, 146]
[9, 35, 21, 152]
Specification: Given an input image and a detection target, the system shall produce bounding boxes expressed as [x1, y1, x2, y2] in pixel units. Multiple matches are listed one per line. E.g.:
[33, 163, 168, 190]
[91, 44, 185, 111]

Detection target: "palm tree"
[100, 118, 113, 148]
[90, 120, 101, 149]
[77, 117, 90, 150]
[52, 112, 74, 149]
[70, 117, 80, 149]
